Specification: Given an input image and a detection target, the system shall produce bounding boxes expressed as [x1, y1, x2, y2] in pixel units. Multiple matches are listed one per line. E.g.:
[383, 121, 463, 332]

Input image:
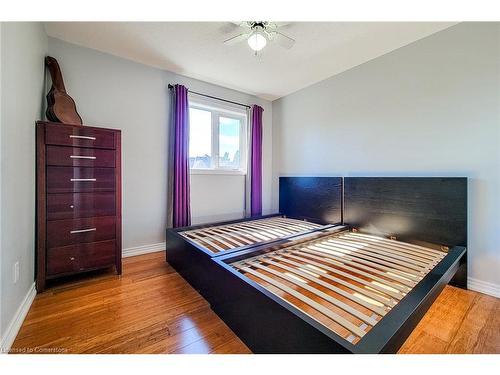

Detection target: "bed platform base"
[213, 229, 466, 353]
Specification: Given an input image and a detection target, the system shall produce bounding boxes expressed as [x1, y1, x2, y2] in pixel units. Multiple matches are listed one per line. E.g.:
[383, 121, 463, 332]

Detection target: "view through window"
[188, 100, 247, 173]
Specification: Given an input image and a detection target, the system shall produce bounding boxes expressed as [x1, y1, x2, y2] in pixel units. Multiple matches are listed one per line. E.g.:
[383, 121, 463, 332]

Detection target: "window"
[189, 98, 247, 174]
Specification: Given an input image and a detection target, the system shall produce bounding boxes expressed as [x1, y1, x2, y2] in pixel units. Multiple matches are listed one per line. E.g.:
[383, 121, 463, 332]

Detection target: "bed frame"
[166, 176, 467, 353]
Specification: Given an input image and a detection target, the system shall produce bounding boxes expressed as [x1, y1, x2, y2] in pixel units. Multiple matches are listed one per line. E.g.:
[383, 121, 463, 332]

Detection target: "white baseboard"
[468, 277, 500, 298]
[122, 242, 165, 258]
[0, 282, 37, 353]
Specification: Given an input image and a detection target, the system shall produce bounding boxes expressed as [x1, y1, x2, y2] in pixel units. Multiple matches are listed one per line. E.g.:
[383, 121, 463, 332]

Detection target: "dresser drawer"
[47, 145, 115, 168]
[45, 124, 116, 149]
[47, 166, 115, 193]
[47, 192, 116, 220]
[47, 216, 116, 248]
[47, 240, 116, 276]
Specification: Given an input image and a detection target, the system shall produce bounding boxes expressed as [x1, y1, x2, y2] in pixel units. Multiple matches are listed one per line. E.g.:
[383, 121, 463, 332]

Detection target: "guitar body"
[45, 56, 83, 125]
[46, 90, 82, 125]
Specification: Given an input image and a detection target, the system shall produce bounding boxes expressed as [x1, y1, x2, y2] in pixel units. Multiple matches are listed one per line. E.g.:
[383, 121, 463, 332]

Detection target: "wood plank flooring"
[12, 251, 499, 354]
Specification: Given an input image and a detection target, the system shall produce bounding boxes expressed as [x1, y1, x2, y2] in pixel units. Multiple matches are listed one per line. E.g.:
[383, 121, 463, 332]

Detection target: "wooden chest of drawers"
[36, 121, 122, 292]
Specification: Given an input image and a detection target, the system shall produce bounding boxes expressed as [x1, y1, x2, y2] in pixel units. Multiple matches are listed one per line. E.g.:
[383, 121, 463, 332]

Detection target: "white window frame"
[188, 95, 248, 176]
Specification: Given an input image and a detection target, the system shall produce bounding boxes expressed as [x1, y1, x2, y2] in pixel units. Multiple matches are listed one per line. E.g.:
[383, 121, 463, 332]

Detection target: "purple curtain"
[171, 84, 191, 227]
[250, 105, 264, 216]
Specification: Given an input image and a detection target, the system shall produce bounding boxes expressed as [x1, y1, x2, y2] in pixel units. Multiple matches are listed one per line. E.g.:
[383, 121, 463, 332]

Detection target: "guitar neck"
[45, 56, 67, 92]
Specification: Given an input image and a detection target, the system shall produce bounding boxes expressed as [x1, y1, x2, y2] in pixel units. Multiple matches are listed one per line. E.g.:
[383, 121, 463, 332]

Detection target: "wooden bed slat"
[196, 229, 242, 248]
[210, 227, 257, 244]
[311, 242, 424, 277]
[230, 221, 290, 237]
[184, 231, 226, 252]
[203, 228, 251, 246]
[275, 252, 401, 303]
[238, 266, 367, 338]
[253, 257, 387, 317]
[247, 260, 378, 325]
[285, 252, 408, 298]
[181, 216, 326, 254]
[237, 220, 296, 236]
[297, 247, 417, 288]
[324, 239, 430, 272]
[179, 215, 330, 256]
[345, 232, 445, 256]
[211, 227, 254, 243]
[268, 217, 320, 231]
[259, 220, 307, 234]
[223, 223, 274, 241]
[334, 236, 440, 266]
[340, 233, 441, 262]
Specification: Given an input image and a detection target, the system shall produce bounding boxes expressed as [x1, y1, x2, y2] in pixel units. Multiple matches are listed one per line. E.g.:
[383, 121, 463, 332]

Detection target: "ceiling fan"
[223, 22, 295, 54]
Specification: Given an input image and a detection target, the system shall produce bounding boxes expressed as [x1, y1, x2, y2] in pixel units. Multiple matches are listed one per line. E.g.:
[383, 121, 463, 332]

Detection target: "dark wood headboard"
[278, 176, 467, 247]
[344, 177, 467, 247]
[279, 177, 342, 224]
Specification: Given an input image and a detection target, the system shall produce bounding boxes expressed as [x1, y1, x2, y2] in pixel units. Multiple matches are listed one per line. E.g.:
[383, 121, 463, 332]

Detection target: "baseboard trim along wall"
[122, 242, 166, 258]
[468, 277, 500, 298]
[0, 282, 36, 353]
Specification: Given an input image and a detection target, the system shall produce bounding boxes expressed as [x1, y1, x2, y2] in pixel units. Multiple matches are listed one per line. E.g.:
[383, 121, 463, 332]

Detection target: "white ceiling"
[44, 22, 456, 101]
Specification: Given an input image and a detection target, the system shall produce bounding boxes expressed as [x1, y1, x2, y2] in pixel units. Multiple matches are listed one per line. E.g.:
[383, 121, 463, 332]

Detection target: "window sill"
[190, 169, 247, 176]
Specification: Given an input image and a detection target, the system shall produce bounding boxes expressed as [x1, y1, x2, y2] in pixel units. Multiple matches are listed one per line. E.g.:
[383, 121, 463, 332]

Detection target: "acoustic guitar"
[45, 56, 83, 125]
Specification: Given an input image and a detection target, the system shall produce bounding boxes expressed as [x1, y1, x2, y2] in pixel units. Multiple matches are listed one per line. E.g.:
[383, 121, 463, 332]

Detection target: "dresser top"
[37, 120, 121, 133]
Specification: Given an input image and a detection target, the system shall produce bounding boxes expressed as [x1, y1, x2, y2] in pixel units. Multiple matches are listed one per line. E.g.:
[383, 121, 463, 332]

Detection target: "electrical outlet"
[13, 261, 19, 284]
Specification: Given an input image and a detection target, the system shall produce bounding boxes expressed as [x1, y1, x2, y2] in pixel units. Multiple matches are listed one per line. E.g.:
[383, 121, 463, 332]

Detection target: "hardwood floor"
[12, 251, 499, 354]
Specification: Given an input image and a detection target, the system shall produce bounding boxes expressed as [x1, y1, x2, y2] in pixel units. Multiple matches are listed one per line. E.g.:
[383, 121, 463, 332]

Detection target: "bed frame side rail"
[355, 245, 467, 354]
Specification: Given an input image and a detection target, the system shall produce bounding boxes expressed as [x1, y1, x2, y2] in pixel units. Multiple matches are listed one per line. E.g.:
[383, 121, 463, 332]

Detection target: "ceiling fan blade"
[230, 21, 250, 28]
[271, 31, 295, 49]
[219, 22, 242, 34]
[223, 33, 250, 45]
[268, 22, 292, 29]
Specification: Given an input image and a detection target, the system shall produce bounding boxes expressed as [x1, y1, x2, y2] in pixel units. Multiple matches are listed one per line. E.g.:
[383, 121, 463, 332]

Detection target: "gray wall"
[273, 23, 500, 287]
[0, 22, 47, 341]
[47, 37, 275, 249]
[0, 25, 275, 344]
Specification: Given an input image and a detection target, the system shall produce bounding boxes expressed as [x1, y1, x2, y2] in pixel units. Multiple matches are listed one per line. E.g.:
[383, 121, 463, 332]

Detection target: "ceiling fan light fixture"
[247, 31, 267, 51]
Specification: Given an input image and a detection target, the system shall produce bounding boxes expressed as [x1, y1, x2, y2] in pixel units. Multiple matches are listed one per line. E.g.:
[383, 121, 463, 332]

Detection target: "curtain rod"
[168, 84, 251, 109]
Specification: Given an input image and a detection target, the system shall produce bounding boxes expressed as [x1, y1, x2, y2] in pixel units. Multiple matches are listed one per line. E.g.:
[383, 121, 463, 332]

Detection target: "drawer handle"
[70, 228, 96, 234]
[70, 178, 96, 182]
[69, 257, 75, 261]
[69, 135, 96, 140]
[70, 155, 96, 160]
